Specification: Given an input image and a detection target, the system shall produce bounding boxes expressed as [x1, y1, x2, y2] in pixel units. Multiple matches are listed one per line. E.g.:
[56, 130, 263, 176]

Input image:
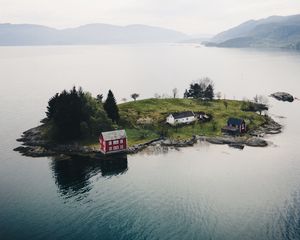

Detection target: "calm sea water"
[0, 44, 300, 240]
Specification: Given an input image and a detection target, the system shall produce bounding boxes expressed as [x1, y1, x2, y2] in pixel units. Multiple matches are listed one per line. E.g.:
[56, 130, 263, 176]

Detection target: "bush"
[46, 87, 112, 141]
[211, 121, 218, 131]
[241, 101, 268, 113]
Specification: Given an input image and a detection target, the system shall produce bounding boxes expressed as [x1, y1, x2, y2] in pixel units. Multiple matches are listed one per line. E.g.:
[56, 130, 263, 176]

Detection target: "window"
[113, 146, 119, 150]
[109, 141, 112, 145]
[120, 139, 123, 144]
[109, 147, 112, 151]
[120, 145, 123, 149]
[113, 140, 119, 145]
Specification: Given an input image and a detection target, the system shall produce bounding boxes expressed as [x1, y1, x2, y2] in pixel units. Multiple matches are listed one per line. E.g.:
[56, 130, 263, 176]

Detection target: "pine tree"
[104, 90, 120, 123]
[183, 89, 189, 98]
[204, 84, 214, 100]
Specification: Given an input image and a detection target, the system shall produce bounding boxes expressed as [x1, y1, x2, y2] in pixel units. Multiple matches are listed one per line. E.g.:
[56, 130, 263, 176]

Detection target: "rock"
[206, 137, 226, 145]
[270, 92, 294, 102]
[161, 137, 196, 147]
[266, 130, 281, 135]
[229, 143, 245, 150]
[246, 138, 268, 147]
[13, 146, 31, 154]
[206, 136, 245, 145]
[139, 145, 169, 155]
[248, 129, 265, 137]
[14, 146, 57, 157]
[205, 136, 268, 148]
[248, 116, 282, 137]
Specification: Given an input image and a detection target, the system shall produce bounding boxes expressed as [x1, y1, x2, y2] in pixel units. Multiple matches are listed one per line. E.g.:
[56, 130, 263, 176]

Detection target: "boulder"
[245, 138, 268, 147]
[270, 92, 294, 102]
[229, 143, 245, 150]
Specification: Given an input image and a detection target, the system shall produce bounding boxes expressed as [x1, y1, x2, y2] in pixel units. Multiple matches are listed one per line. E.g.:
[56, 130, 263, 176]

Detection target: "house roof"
[171, 111, 195, 119]
[227, 118, 245, 126]
[101, 130, 126, 141]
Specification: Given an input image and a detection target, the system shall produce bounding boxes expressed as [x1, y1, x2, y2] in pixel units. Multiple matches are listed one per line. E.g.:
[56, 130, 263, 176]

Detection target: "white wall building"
[166, 111, 196, 126]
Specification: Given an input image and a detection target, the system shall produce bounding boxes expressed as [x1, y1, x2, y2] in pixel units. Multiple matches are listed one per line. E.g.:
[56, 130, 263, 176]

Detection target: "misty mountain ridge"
[0, 23, 188, 45]
[206, 14, 300, 50]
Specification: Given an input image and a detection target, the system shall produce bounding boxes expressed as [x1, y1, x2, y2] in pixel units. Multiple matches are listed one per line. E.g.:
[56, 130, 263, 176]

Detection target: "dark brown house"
[222, 118, 246, 135]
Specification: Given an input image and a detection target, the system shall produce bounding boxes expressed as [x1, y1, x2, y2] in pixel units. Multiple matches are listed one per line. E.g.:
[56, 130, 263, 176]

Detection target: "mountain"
[0, 23, 188, 45]
[206, 15, 300, 50]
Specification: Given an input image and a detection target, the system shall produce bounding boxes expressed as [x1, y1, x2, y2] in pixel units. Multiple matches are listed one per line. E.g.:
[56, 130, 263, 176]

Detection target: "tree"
[104, 90, 120, 123]
[204, 84, 214, 100]
[46, 86, 112, 141]
[187, 82, 204, 99]
[248, 95, 269, 114]
[131, 93, 139, 101]
[183, 89, 189, 98]
[185, 77, 215, 100]
[172, 88, 178, 98]
[96, 94, 103, 103]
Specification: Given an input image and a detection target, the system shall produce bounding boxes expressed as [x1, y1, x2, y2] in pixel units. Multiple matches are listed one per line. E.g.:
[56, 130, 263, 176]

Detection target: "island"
[14, 83, 282, 159]
[270, 92, 294, 102]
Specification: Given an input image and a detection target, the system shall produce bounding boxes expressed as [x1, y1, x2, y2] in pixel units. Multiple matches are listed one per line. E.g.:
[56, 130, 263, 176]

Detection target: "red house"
[99, 130, 127, 154]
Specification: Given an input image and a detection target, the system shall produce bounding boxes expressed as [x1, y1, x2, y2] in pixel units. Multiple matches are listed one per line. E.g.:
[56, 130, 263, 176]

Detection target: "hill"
[206, 15, 300, 49]
[118, 98, 266, 145]
[0, 23, 187, 45]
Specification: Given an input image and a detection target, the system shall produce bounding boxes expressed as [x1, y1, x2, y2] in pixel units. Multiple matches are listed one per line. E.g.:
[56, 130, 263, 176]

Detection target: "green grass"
[125, 128, 160, 146]
[47, 98, 265, 148]
[118, 98, 266, 146]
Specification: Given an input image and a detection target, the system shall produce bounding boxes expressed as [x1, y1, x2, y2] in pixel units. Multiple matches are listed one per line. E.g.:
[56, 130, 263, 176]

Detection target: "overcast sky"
[0, 0, 299, 35]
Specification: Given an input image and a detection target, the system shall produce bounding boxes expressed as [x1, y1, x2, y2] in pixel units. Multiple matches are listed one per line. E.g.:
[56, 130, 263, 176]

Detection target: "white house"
[166, 111, 196, 126]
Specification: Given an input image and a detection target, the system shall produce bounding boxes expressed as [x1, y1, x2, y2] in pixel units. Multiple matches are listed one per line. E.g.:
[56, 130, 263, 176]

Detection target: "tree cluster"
[184, 78, 215, 100]
[46, 87, 113, 141]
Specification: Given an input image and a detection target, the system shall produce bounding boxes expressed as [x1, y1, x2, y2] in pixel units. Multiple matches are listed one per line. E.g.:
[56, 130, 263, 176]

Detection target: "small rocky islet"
[14, 115, 282, 159]
[270, 92, 295, 102]
[14, 86, 286, 159]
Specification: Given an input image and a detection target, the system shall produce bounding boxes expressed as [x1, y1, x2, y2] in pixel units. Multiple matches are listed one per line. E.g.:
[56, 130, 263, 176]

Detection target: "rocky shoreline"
[14, 116, 282, 159]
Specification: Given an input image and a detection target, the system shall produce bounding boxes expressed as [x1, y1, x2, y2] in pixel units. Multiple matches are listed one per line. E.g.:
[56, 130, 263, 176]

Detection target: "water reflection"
[50, 155, 128, 199]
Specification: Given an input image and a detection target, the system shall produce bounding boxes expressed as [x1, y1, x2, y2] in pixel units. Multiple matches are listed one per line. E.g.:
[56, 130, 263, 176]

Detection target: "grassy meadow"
[118, 98, 266, 146]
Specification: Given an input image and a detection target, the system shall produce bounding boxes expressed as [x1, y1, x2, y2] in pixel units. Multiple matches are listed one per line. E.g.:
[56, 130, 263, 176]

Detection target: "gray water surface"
[0, 44, 300, 240]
